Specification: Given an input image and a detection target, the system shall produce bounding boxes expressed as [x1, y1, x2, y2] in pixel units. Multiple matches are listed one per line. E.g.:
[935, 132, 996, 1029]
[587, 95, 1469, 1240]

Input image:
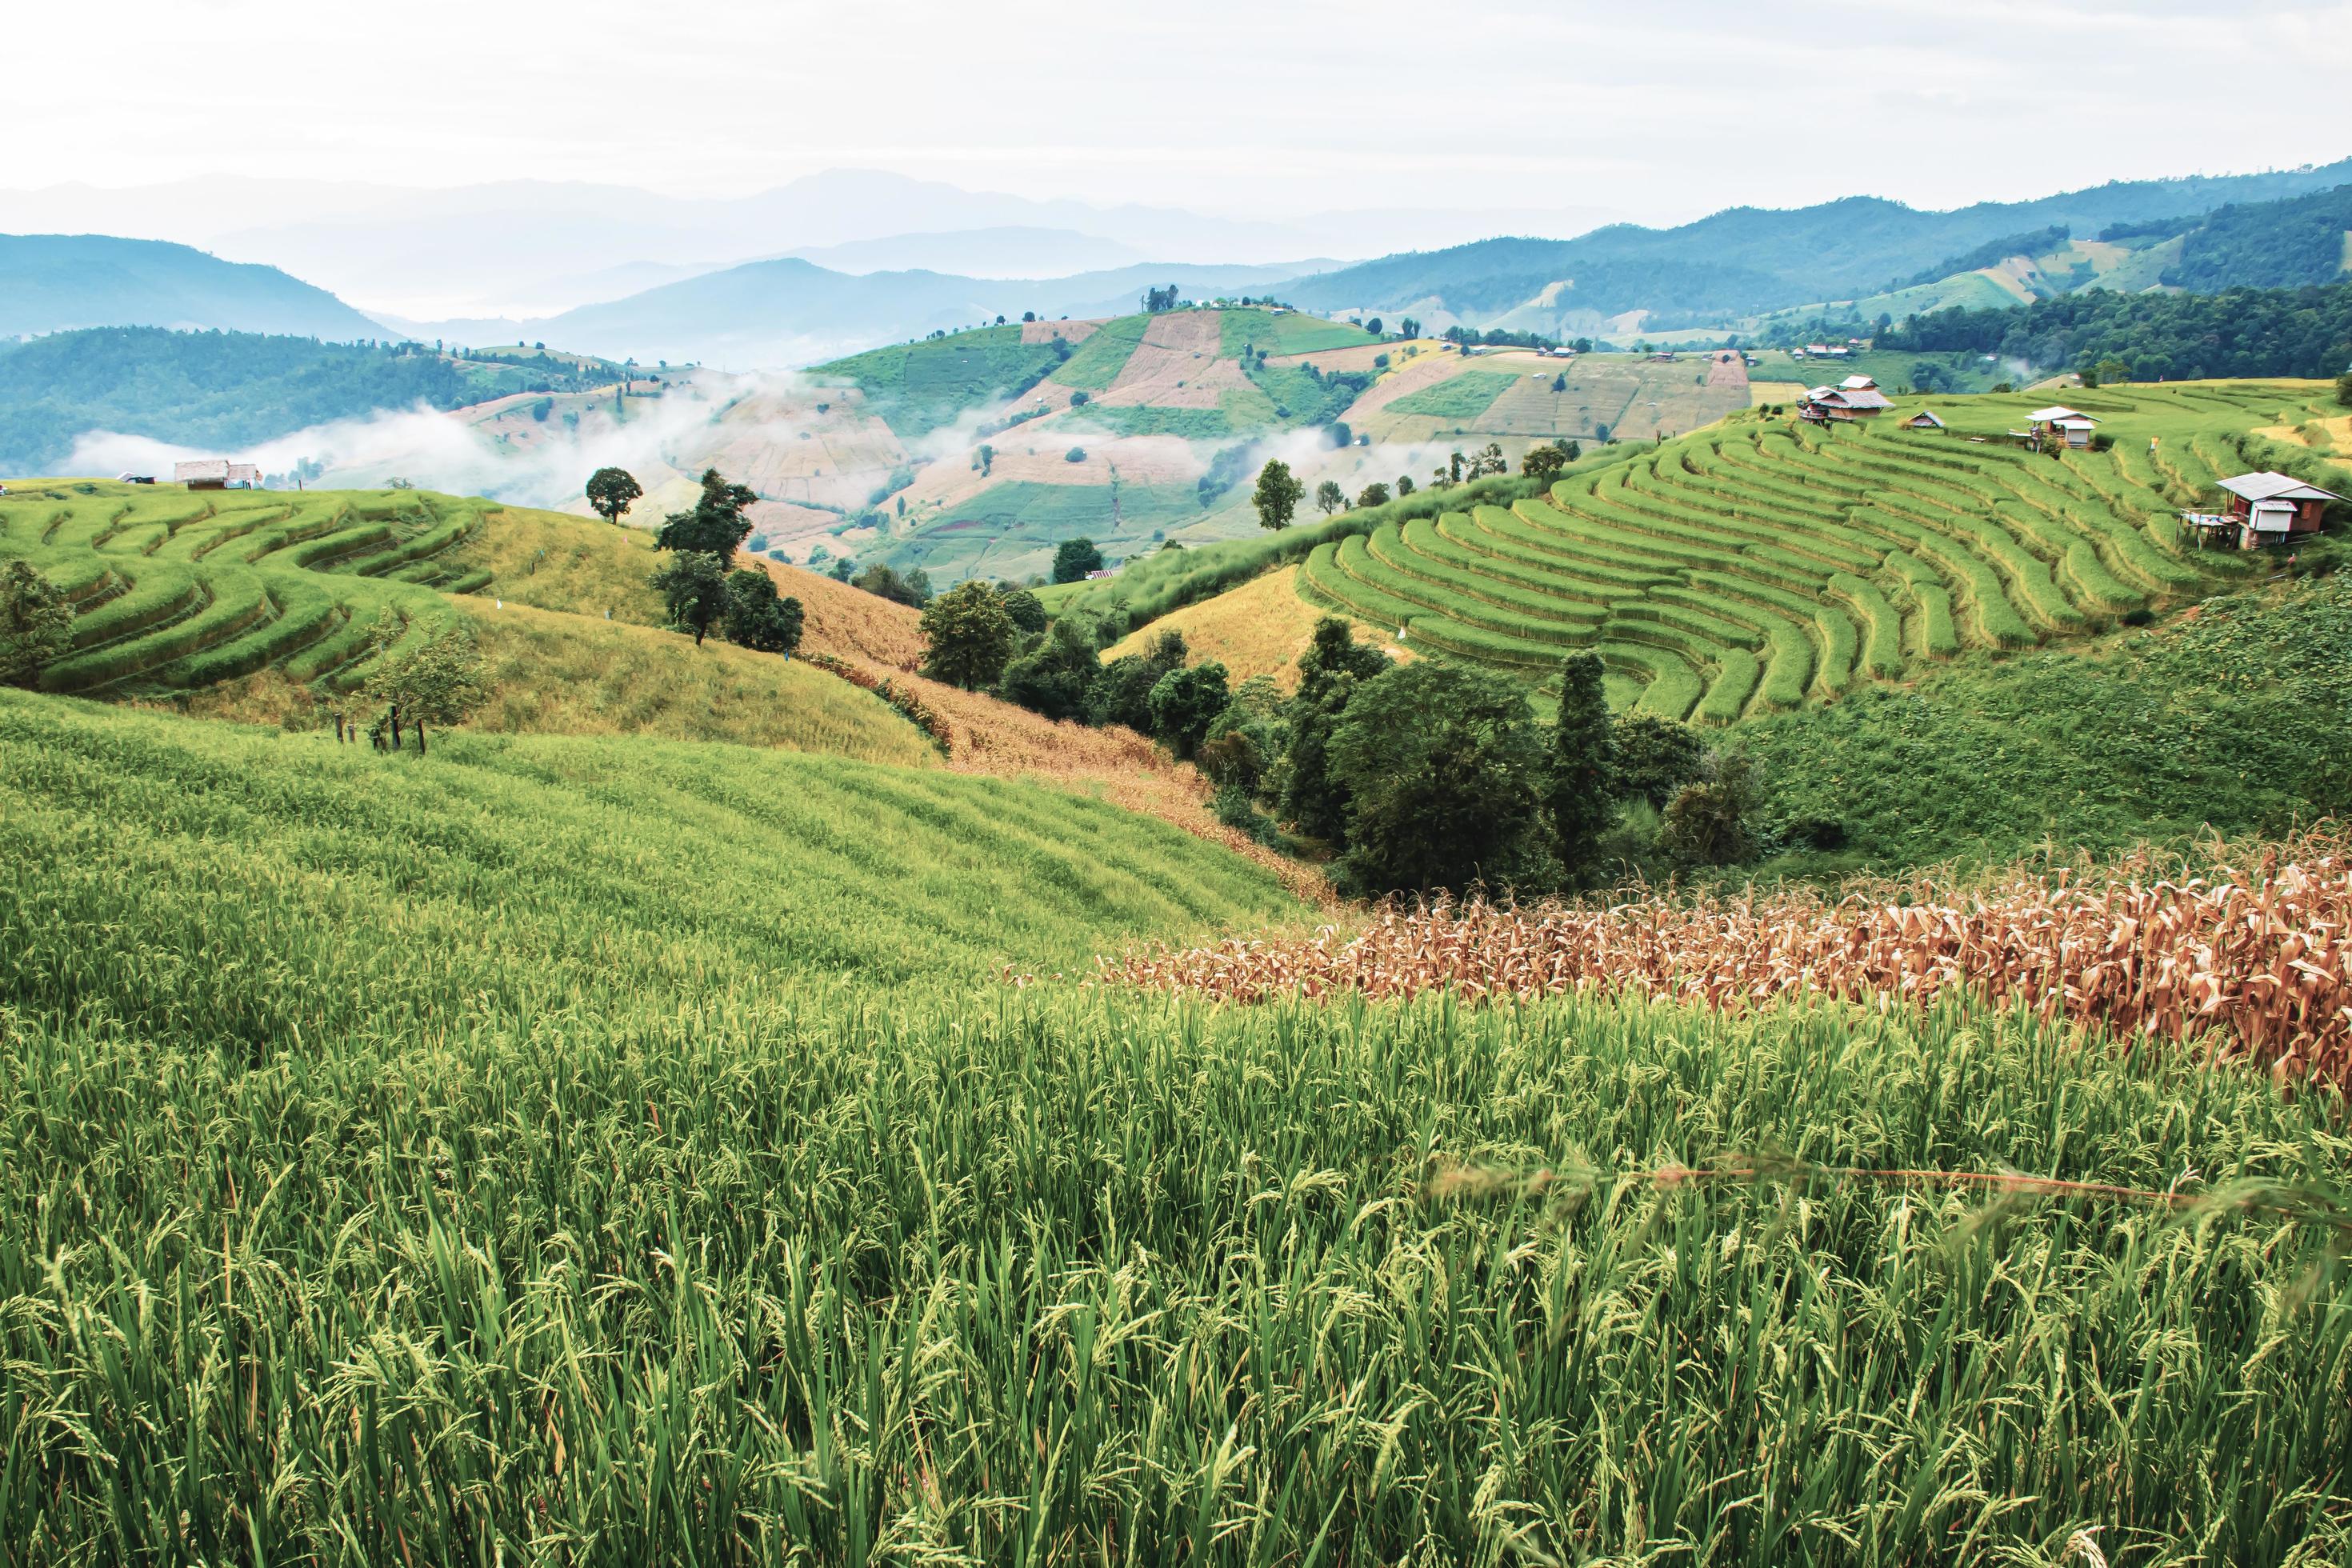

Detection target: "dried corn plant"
[1102, 831, 2352, 1089]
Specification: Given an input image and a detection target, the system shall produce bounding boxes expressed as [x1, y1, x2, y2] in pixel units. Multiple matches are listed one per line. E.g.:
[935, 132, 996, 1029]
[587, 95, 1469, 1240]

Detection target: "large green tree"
[654, 468, 757, 554]
[1315, 479, 1346, 516]
[1277, 617, 1390, 843]
[1146, 660, 1230, 760]
[1545, 651, 1617, 890]
[996, 616, 1101, 721]
[1253, 459, 1303, 530]
[721, 568, 804, 654]
[585, 466, 642, 526]
[920, 579, 1018, 690]
[650, 550, 729, 644]
[0, 561, 72, 687]
[1326, 661, 1546, 897]
[1088, 629, 1188, 731]
[1052, 538, 1105, 585]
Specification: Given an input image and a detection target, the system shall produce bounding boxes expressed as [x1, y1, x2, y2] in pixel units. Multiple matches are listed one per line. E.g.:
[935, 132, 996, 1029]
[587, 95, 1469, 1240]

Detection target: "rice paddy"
[1298, 382, 2344, 719]
[4, 690, 2350, 1562]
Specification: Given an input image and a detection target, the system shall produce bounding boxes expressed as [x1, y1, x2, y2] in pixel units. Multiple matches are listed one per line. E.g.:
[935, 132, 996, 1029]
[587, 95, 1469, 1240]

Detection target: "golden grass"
[1102, 566, 1409, 692]
[1104, 831, 2352, 1090]
[454, 503, 668, 622]
[748, 558, 931, 668]
[178, 600, 940, 768]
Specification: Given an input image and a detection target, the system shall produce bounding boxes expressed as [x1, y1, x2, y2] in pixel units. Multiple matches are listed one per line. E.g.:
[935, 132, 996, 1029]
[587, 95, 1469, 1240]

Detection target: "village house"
[1798, 378, 1893, 422]
[2181, 471, 2344, 550]
[174, 459, 261, 490]
[2019, 406, 2098, 450]
[1900, 409, 1948, 432]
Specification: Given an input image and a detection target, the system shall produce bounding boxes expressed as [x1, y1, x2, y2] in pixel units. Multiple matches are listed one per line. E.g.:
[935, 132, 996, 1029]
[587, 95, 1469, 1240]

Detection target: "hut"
[2182, 470, 2345, 549]
[1900, 409, 1947, 432]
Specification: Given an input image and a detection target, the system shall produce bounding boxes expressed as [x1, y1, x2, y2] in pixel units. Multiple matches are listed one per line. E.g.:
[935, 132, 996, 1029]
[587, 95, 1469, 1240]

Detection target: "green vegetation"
[0, 479, 490, 698]
[1296, 382, 2338, 722]
[1382, 369, 1519, 421]
[1046, 314, 1151, 390]
[0, 327, 626, 474]
[1878, 278, 2352, 382]
[1742, 570, 2352, 872]
[1074, 400, 1259, 439]
[814, 324, 1066, 437]
[6, 686, 2350, 1561]
[1216, 306, 1375, 358]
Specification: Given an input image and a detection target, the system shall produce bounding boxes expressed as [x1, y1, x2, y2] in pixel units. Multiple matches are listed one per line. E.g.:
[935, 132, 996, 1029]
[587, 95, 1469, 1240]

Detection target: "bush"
[1065, 447, 1087, 463]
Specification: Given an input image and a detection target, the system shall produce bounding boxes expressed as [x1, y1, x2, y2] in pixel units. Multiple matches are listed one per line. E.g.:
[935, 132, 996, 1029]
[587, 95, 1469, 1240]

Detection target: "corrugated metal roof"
[173, 458, 230, 482]
[2217, 470, 2342, 503]
[2026, 405, 2085, 422]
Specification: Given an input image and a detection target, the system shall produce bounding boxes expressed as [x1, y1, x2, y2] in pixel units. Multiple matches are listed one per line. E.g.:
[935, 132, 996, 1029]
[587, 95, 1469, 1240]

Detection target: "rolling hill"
[1284, 161, 2352, 336]
[0, 233, 384, 339]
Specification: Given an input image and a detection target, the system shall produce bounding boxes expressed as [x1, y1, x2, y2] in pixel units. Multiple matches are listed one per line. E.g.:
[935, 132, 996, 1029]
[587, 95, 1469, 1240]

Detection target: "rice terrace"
[12, 7, 2352, 1564]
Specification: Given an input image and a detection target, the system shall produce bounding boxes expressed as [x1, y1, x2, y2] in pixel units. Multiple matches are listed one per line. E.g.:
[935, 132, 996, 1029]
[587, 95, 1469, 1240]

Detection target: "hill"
[1283, 162, 2352, 335]
[529, 257, 1337, 368]
[0, 327, 636, 475]
[6, 679, 2350, 1559]
[0, 233, 382, 339]
[1290, 381, 2342, 716]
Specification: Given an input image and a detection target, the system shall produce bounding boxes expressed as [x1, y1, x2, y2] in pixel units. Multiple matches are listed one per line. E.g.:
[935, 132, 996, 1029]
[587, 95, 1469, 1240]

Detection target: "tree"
[1521, 442, 1571, 484]
[1563, 439, 1582, 463]
[1365, 317, 1383, 336]
[1326, 662, 1546, 897]
[1327, 421, 1354, 449]
[1550, 373, 1566, 393]
[1400, 317, 1421, 339]
[2094, 356, 2133, 387]
[998, 586, 1047, 634]
[1610, 715, 1709, 810]
[363, 616, 491, 755]
[920, 579, 1018, 690]
[1065, 446, 1088, 463]
[1053, 537, 1105, 584]
[654, 467, 757, 554]
[651, 550, 729, 644]
[1356, 482, 1390, 508]
[1545, 652, 1616, 889]
[1253, 459, 1303, 531]
[1660, 752, 1763, 868]
[1146, 659, 1230, 760]
[1396, 475, 1415, 497]
[0, 561, 72, 686]
[1315, 480, 1347, 516]
[1278, 618, 1390, 842]
[976, 443, 995, 475]
[1089, 629, 1188, 731]
[2335, 371, 2352, 408]
[721, 568, 804, 653]
[997, 616, 1100, 721]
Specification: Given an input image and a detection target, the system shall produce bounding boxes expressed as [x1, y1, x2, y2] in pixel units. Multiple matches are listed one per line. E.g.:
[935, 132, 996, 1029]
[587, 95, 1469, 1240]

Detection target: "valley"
[13, 55, 2352, 1562]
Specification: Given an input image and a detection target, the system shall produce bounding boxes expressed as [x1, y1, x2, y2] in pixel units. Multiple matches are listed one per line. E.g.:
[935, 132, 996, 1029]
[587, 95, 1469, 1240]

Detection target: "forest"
[1875, 278, 2352, 381]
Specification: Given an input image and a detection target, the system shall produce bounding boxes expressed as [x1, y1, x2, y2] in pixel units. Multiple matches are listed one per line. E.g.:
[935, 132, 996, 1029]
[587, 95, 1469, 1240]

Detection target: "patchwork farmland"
[0, 480, 499, 698]
[1298, 382, 2332, 719]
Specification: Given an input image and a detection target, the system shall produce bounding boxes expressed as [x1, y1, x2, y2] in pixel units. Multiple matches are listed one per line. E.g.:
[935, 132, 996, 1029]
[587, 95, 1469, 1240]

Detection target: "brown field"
[676, 386, 910, 512]
[1267, 342, 1397, 374]
[1101, 566, 1409, 691]
[1021, 318, 1101, 345]
[750, 558, 929, 668]
[1102, 833, 2352, 1090]
[1098, 311, 1256, 408]
[1339, 351, 1484, 426]
[1703, 351, 1750, 390]
[894, 432, 1203, 519]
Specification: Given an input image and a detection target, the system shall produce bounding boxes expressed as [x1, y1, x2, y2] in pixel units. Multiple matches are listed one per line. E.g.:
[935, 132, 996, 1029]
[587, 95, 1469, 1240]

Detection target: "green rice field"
[2, 689, 2349, 1562]
[1299, 382, 2343, 720]
[0, 479, 495, 698]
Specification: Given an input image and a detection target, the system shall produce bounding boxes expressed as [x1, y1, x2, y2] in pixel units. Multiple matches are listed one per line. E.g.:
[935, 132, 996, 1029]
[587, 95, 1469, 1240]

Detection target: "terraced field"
[0, 480, 493, 698]
[1299, 382, 2342, 720]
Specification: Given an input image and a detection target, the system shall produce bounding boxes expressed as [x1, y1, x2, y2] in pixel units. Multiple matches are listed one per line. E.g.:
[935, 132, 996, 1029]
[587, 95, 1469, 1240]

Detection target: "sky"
[16, 0, 2352, 226]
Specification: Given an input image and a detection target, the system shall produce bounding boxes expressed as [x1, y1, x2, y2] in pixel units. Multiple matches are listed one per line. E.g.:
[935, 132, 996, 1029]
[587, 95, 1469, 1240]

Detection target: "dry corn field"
[1105, 834, 2352, 1089]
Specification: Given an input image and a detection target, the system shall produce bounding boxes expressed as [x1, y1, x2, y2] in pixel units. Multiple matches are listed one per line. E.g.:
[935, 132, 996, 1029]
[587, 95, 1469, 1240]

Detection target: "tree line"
[1874, 280, 2352, 382]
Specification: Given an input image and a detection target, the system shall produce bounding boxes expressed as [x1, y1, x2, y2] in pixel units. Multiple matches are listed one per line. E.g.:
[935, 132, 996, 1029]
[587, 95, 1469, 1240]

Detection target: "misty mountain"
[783, 227, 1149, 278]
[0, 234, 385, 342]
[0, 170, 1618, 320]
[1286, 159, 2352, 330]
[526, 256, 1340, 368]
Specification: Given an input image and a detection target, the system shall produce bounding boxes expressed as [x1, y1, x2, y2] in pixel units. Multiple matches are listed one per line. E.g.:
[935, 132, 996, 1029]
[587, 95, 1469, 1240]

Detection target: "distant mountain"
[1283, 160, 2352, 333]
[530, 257, 1340, 368]
[0, 234, 385, 341]
[0, 170, 1618, 319]
[784, 227, 1149, 278]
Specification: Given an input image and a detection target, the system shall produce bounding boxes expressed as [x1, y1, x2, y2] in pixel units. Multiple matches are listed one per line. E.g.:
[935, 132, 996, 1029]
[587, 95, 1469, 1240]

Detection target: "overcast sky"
[18, 0, 2352, 223]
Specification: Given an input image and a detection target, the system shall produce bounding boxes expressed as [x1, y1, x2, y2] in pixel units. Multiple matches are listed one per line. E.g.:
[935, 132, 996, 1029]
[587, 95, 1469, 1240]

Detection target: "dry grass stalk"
[1102, 831, 2352, 1089]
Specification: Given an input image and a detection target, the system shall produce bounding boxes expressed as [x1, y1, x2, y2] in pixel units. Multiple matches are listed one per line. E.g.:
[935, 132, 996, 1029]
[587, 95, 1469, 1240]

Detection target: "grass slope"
[814, 325, 1064, 437]
[2, 690, 2346, 1561]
